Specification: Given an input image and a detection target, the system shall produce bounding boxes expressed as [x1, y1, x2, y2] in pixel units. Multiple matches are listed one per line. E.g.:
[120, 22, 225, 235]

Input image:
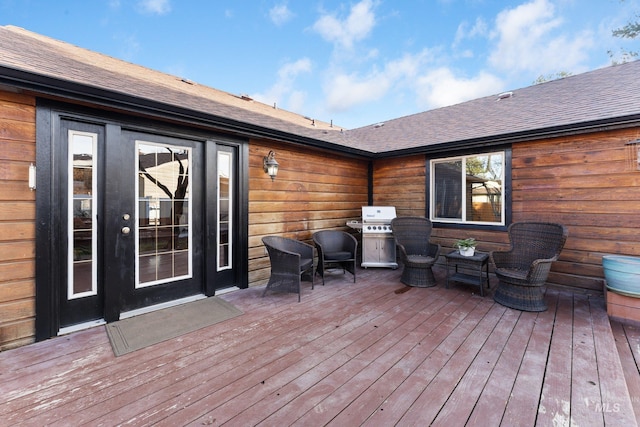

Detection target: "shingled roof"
[1, 25, 639, 157]
[0, 26, 358, 152]
[348, 60, 640, 155]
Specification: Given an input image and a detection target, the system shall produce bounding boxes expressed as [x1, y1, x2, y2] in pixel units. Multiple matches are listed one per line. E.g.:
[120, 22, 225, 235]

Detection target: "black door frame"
[35, 101, 249, 340]
[204, 142, 248, 295]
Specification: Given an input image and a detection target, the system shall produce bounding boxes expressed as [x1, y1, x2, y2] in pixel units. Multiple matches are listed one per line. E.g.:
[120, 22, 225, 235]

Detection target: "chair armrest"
[346, 233, 358, 253]
[285, 239, 314, 260]
[396, 242, 408, 259]
[266, 246, 301, 275]
[527, 256, 560, 283]
[428, 242, 440, 259]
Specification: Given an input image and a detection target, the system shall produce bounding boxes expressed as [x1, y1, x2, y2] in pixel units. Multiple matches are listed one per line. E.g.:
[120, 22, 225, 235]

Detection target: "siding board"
[248, 140, 368, 288]
[0, 90, 36, 349]
[373, 155, 426, 217]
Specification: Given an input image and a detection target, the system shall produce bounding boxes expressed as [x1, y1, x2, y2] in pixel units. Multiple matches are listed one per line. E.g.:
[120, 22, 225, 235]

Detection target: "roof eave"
[373, 114, 640, 158]
[0, 65, 373, 159]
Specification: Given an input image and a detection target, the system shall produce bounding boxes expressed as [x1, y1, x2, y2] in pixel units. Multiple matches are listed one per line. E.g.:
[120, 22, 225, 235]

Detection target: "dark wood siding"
[372, 155, 426, 217]
[0, 90, 36, 350]
[510, 129, 640, 291]
[371, 128, 640, 292]
[248, 140, 368, 287]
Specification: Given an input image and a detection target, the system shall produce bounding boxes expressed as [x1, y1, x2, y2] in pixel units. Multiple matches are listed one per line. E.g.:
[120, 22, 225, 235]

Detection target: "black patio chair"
[312, 230, 358, 285]
[262, 236, 315, 302]
[391, 217, 441, 287]
[490, 221, 568, 312]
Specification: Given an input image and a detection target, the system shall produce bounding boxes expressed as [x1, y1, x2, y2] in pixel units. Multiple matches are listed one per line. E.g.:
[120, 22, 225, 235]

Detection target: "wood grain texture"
[0, 90, 36, 350]
[0, 267, 636, 426]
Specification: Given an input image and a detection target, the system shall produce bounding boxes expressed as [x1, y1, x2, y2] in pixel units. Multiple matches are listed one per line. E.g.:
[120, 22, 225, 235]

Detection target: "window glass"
[431, 152, 504, 225]
[218, 151, 232, 270]
[136, 142, 192, 287]
[68, 131, 98, 299]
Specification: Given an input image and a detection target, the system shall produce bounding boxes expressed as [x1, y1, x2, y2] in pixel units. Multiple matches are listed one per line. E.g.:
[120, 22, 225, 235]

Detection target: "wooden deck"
[1, 266, 639, 426]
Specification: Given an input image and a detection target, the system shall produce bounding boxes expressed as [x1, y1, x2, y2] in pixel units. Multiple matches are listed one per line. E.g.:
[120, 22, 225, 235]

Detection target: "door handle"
[121, 226, 131, 235]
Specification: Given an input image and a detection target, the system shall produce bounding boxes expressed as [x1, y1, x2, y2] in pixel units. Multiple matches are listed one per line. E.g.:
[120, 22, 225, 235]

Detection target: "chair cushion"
[324, 251, 352, 261]
[405, 254, 435, 265]
[495, 267, 527, 280]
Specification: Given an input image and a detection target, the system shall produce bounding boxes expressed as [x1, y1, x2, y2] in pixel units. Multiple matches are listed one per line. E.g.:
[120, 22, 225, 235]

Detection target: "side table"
[444, 250, 490, 296]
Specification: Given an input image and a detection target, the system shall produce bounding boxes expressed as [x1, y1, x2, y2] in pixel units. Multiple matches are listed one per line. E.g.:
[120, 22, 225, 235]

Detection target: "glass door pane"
[68, 130, 98, 299]
[218, 151, 232, 270]
[136, 142, 192, 287]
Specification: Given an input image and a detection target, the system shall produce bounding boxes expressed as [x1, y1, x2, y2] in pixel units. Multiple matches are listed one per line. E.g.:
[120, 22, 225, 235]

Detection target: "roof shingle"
[1, 25, 639, 156]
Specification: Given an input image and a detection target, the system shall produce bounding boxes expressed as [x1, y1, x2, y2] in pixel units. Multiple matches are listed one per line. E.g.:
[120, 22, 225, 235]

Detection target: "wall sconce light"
[28, 163, 36, 191]
[263, 150, 279, 181]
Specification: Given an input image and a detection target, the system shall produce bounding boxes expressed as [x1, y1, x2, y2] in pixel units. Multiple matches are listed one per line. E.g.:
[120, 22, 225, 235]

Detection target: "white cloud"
[325, 72, 390, 111]
[278, 58, 313, 80]
[489, 0, 593, 74]
[287, 90, 307, 114]
[454, 17, 488, 47]
[269, 3, 294, 26]
[113, 33, 141, 61]
[252, 58, 312, 108]
[138, 0, 171, 15]
[324, 51, 430, 111]
[312, 0, 377, 49]
[415, 67, 504, 109]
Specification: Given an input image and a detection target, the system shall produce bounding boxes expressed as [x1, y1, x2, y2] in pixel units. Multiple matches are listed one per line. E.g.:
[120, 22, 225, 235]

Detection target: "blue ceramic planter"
[602, 255, 640, 298]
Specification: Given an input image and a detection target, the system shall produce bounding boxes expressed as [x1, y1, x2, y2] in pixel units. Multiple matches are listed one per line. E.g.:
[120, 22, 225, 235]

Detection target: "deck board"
[571, 293, 604, 426]
[501, 290, 558, 427]
[465, 309, 537, 426]
[592, 299, 639, 426]
[0, 266, 638, 426]
[612, 319, 640, 423]
[360, 297, 488, 426]
[537, 291, 574, 426]
[432, 306, 520, 425]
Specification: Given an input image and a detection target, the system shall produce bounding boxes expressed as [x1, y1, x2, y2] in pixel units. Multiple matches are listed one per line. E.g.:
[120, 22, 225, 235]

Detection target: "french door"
[36, 105, 248, 339]
[57, 121, 204, 328]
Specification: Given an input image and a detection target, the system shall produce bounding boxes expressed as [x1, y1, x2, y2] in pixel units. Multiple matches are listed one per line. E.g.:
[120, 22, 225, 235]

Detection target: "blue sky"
[1, 0, 639, 129]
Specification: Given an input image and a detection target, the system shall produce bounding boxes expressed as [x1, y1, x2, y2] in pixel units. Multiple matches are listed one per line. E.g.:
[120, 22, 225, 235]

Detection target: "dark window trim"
[425, 146, 512, 232]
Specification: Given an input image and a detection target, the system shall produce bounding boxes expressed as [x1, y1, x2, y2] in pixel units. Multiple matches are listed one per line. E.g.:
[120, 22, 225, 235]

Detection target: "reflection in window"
[136, 142, 191, 286]
[431, 152, 504, 225]
[68, 130, 98, 299]
[218, 151, 232, 270]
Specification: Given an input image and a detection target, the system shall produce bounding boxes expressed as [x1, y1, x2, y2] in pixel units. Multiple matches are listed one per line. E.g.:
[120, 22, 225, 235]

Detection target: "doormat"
[106, 297, 242, 357]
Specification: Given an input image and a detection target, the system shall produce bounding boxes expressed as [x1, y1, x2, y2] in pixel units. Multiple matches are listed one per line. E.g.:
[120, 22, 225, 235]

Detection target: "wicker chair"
[312, 230, 357, 285]
[391, 217, 441, 287]
[262, 236, 315, 302]
[490, 222, 568, 312]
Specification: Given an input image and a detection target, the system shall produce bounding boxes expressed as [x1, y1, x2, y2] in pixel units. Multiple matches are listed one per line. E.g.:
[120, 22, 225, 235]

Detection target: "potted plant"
[455, 238, 477, 256]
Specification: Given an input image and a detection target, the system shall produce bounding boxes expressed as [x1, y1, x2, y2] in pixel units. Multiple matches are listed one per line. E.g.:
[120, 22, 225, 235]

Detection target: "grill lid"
[361, 206, 397, 223]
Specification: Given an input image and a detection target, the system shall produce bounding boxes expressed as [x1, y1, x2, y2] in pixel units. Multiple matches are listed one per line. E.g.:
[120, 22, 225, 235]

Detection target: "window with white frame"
[430, 152, 505, 225]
